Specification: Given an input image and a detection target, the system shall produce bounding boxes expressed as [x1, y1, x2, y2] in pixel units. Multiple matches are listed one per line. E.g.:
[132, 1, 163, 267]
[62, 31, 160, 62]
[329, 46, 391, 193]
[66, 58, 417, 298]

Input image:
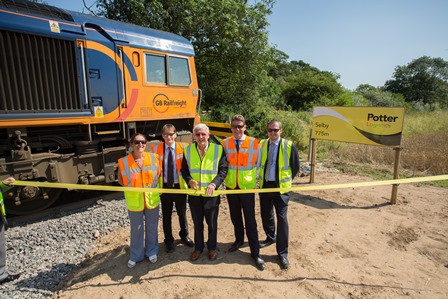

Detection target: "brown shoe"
[191, 250, 202, 261]
[208, 250, 218, 261]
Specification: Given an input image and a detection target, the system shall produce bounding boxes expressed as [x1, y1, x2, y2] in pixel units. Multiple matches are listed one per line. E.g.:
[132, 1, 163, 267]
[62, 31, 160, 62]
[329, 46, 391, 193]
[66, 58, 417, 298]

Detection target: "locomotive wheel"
[3, 185, 63, 216]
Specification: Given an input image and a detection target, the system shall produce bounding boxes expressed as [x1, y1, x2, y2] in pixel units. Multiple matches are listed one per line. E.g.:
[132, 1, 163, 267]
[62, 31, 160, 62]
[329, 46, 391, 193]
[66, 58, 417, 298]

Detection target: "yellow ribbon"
[11, 175, 448, 196]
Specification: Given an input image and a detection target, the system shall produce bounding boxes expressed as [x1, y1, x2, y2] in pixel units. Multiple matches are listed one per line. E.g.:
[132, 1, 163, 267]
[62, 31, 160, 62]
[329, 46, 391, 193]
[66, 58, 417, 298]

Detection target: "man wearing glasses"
[149, 124, 194, 253]
[259, 119, 300, 270]
[221, 115, 265, 271]
[181, 123, 227, 262]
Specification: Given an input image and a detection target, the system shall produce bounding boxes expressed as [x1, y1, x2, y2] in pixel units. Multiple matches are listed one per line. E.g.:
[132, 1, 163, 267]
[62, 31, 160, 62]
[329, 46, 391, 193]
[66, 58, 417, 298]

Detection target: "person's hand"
[188, 180, 198, 190]
[205, 183, 216, 196]
[2, 177, 15, 185]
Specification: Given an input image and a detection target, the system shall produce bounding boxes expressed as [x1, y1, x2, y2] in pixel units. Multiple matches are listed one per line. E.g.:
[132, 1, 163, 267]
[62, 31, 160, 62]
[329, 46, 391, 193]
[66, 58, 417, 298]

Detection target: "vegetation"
[384, 56, 448, 108]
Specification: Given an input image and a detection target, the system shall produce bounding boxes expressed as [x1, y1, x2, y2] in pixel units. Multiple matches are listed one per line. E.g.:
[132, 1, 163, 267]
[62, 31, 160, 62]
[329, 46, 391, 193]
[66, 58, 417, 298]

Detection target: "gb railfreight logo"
[152, 94, 187, 113]
[312, 107, 405, 147]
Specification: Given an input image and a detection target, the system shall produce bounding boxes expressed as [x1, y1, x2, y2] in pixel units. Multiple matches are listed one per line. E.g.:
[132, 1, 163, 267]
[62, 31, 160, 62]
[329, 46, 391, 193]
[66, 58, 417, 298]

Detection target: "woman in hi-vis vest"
[118, 133, 162, 269]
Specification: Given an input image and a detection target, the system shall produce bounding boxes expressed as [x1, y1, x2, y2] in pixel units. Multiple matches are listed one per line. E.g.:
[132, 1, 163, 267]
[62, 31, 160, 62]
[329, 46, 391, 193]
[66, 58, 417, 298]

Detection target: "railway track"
[8, 190, 124, 227]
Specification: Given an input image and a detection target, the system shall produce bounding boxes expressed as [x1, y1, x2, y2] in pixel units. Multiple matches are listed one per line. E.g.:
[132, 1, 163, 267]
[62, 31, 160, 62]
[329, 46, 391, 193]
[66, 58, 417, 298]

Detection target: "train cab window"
[144, 53, 191, 86]
[168, 56, 191, 86]
[145, 54, 166, 84]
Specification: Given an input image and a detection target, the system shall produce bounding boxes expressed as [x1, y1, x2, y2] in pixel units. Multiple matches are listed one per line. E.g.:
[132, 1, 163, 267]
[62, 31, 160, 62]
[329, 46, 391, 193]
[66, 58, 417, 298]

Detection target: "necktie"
[265, 142, 275, 181]
[167, 147, 174, 186]
[235, 139, 240, 150]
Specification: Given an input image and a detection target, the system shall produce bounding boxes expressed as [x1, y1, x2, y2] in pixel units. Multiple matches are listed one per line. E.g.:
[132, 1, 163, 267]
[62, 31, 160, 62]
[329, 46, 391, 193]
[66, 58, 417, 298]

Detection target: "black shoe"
[0, 273, 20, 285]
[165, 243, 175, 253]
[228, 240, 244, 252]
[259, 238, 275, 248]
[279, 256, 289, 270]
[253, 256, 265, 271]
[181, 236, 194, 247]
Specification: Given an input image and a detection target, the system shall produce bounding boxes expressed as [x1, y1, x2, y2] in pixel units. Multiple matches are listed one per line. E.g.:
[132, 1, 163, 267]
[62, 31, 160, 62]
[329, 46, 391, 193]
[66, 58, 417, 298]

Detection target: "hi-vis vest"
[221, 136, 258, 189]
[0, 182, 8, 217]
[259, 138, 293, 194]
[149, 141, 188, 189]
[118, 152, 161, 211]
[184, 142, 223, 197]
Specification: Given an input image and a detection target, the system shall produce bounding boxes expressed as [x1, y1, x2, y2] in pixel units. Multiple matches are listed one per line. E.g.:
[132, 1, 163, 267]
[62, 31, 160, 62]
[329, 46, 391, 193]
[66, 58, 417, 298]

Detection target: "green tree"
[384, 56, 448, 107]
[95, 0, 276, 121]
[281, 61, 345, 110]
[355, 85, 405, 107]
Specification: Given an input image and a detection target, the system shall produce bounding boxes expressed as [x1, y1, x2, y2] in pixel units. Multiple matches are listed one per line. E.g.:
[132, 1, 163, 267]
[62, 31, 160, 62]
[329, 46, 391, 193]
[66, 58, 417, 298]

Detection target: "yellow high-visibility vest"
[259, 139, 293, 194]
[184, 143, 223, 197]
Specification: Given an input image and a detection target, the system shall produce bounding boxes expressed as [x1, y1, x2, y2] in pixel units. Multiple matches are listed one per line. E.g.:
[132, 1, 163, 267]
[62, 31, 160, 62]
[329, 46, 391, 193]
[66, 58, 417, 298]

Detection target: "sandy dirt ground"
[52, 172, 448, 299]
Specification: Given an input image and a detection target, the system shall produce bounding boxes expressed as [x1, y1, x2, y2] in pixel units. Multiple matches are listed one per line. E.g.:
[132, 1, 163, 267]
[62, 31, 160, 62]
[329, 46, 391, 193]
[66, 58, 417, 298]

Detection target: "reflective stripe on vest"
[259, 138, 293, 194]
[118, 152, 161, 211]
[0, 182, 11, 217]
[0, 194, 5, 217]
[184, 143, 223, 197]
[150, 142, 188, 189]
[222, 137, 258, 189]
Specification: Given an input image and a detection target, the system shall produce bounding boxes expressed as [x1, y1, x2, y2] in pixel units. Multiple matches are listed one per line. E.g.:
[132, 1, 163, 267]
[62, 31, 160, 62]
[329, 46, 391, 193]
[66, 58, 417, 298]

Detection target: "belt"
[163, 183, 180, 189]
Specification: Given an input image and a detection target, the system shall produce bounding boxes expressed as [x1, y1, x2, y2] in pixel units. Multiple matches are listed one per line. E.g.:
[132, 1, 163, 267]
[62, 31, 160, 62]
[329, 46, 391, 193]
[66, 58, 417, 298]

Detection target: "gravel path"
[0, 198, 129, 299]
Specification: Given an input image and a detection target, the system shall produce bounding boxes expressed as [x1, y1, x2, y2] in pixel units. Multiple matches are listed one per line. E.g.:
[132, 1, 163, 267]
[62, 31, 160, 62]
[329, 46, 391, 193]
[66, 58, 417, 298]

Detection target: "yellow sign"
[312, 107, 405, 147]
[94, 106, 104, 118]
[49, 21, 60, 33]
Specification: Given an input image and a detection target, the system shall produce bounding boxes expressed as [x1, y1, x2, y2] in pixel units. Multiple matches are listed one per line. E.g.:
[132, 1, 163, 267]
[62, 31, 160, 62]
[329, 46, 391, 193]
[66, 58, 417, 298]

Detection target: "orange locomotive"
[0, 0, 201, 214]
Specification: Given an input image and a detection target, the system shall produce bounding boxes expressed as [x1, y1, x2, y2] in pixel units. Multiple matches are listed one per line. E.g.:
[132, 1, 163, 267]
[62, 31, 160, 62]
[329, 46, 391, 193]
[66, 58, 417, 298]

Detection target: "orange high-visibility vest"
[149, 141, 188, 189]
[118, 152, 161, 211]
[221, 136, 259, 189]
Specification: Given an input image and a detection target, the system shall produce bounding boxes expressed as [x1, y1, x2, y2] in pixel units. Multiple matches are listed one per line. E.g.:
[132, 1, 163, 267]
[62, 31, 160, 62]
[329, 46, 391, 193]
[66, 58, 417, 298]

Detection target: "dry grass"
[326, 132, 448, 177]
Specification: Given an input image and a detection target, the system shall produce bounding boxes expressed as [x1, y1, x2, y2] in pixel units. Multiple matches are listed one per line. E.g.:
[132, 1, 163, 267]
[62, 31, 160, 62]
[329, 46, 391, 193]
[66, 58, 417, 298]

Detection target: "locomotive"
[0, 0, 201, 214]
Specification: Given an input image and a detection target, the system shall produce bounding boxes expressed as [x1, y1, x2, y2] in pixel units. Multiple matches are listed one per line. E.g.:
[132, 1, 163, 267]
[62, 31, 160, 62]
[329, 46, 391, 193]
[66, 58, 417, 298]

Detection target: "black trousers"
[188, 195, 220, 252]
[259, 181, 289, 258]
[161, 183, 189, 245]
[227, 192, 260, 257]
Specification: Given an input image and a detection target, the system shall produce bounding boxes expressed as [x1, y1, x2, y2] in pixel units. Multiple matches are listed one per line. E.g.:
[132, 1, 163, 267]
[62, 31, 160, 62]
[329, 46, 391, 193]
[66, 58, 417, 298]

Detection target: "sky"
[44, 0, 448, 90]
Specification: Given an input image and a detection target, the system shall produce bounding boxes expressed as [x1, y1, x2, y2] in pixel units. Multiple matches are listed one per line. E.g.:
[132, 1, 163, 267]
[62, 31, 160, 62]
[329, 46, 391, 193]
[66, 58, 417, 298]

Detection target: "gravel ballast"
[1, 198, 129, 299]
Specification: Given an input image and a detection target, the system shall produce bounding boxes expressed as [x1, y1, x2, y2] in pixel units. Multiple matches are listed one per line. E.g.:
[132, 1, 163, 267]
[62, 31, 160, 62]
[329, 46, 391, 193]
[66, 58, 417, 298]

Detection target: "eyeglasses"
[195, 133, 207, 137]
[267, 128, 280, 133]
[133, 140, 147, 145]
[231, 124, 245, 129]
[163, 132, 176, 137]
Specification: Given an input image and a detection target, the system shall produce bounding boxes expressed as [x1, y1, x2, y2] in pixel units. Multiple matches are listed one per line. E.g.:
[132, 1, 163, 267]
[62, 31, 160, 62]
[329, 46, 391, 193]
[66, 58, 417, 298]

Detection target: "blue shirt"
[267, 138, 280, 182]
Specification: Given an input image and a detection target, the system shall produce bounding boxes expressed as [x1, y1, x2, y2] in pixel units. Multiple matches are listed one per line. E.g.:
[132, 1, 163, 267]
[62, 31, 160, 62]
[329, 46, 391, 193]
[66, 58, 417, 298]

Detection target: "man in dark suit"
[149, 124, 194, 253]
[181, 123, 228, 261]
[258, 119, 300, 270]
[221, 115, 265, 271]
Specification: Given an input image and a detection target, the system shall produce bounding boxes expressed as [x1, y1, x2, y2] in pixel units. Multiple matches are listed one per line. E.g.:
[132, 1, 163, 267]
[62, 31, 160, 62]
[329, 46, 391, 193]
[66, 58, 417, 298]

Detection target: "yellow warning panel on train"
[312, 107, 405, 147]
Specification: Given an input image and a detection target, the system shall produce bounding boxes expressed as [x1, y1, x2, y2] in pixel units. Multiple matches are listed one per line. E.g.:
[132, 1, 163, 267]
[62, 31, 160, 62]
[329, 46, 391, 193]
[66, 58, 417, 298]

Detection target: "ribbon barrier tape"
[11, 175, 448, 196]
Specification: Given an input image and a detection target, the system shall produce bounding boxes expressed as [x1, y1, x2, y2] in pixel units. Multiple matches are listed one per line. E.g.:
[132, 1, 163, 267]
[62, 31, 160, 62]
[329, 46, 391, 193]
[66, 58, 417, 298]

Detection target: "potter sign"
[312, 106, 405, 147]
